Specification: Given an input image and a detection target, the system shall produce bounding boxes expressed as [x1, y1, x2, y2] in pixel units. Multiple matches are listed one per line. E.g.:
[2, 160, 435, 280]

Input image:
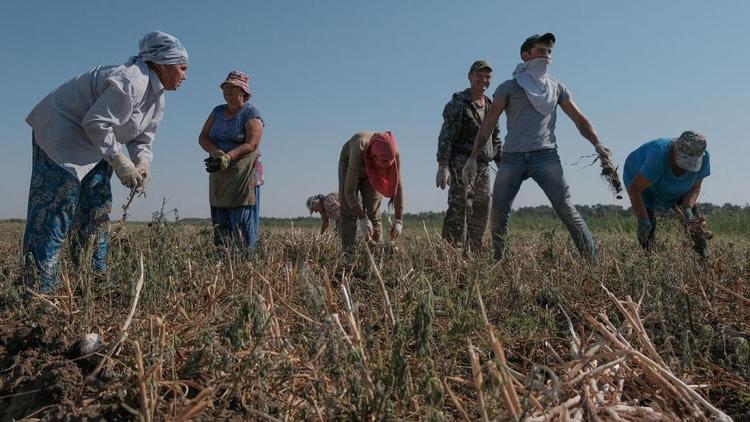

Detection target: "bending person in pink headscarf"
[338, 131, 404, 252]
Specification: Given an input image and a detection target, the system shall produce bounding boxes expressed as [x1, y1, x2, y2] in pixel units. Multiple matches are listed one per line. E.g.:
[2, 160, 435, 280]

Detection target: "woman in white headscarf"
[23, 31, 189, 292]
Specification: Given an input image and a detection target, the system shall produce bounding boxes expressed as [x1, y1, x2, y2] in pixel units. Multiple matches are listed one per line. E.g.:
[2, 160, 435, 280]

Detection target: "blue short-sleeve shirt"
[623, 138, 710, 210]
[209, 102, 264, 152]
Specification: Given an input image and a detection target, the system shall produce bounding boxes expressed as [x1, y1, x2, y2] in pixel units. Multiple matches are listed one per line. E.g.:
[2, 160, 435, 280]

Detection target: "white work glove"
[135, 161, 150, 187]
[357, 218, 374, 238]
[109, 152, 142, 189]
[595, 143, 612, 158]
[390, 219, 403, 240]
[436, 165, 450, 189]
[461, 157, 478, 187]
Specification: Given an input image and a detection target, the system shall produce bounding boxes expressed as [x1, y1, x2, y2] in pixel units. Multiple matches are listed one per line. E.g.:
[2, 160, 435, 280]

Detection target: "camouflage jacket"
[436, 89, 501, 164]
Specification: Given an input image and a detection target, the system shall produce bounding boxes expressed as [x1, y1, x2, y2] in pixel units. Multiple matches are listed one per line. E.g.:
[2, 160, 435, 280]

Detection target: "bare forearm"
[628, 189, 649, 220]
[393, 186, 404, 220]
[351, 204, 367, 220]
[199, 135, 221, 155]
[575, 118, 600, 146]
[470, 121, 495, 158]
[344, 190, 367, 219]
[226, 143, 257, 161]
[681, 186, 701, 208]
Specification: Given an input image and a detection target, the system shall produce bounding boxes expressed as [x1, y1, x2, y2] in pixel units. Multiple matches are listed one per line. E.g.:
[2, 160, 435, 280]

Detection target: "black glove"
[204, 156, 222, 173]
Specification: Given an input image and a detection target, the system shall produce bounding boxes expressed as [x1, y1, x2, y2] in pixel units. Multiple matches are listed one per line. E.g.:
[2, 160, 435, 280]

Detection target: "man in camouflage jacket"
[436, 60, 501, 251]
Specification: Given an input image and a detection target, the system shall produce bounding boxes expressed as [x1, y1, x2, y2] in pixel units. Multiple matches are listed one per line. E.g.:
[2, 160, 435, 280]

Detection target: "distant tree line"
[3, 203, 748, 225]
[403, 202, 750, 221]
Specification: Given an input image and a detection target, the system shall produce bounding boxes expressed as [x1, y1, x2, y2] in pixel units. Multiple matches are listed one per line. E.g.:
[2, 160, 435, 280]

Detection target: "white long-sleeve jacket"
[26, 59, 164, 180]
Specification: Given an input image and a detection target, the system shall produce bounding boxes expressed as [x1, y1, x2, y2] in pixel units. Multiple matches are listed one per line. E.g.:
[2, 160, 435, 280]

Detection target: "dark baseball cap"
[520, 33, 556, 55]
[469, 60, 492, 73]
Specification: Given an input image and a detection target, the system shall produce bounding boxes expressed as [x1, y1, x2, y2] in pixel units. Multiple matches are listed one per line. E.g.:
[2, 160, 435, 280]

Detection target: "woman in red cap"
[338, 131, 404, 252]
[198, 70, 265, 252]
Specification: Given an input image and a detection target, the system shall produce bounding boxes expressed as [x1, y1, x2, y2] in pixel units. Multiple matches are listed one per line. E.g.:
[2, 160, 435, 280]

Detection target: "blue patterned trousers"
[23, 137, 113, 292]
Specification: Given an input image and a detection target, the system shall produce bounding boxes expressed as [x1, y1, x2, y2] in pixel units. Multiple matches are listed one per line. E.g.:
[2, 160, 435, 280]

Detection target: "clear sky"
[1, 0, 748, 220]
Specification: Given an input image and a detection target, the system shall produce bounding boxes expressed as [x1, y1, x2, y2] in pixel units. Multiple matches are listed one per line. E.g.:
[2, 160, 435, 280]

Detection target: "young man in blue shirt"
[623, 131, 711, 257]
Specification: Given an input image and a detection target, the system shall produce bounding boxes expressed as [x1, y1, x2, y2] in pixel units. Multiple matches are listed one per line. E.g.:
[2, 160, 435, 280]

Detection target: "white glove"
[461, 157, 477, 186]
[390, 219, 403, 240]
[436, 165, 450, 189]
[595, 143, 612, 158]
[135, 161, 150, 187]
[357, 218, 374, 238]
[109, 152, 142, 189]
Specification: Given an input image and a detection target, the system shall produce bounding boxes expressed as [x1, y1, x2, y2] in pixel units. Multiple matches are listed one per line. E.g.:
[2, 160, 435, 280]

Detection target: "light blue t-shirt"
[492, 78, 571, 153]
[623, 138, 710, 210]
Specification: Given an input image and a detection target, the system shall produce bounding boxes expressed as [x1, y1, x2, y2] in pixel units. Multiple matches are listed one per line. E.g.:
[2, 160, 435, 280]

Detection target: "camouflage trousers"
[441, 156, 491, 251]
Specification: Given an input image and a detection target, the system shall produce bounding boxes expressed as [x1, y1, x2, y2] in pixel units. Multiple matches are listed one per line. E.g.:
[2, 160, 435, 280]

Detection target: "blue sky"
[1, 0, 748, 220]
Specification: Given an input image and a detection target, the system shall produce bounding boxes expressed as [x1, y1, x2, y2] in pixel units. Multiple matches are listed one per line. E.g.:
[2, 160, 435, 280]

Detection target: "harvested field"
[0, 216, 748, 420]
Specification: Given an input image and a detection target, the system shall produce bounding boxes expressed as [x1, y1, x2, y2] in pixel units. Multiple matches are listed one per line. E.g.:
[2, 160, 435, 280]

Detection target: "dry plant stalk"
[134, 340, 152, 422]
[474, 284, 522, 418]
[421, 220, 434, 249]
[467, 339, 489, 422]
[363, 242, 396, 329]
[711, 280, 750, 305]
[90, 253, 145, 378]
[264, 281, 284, 350]
[173, 387, 214, 421]
[443, 378, 471, 422]
[24, 287, 65, 313]
[578, 285, 733, 421]
[120, 187, 145, 222]
[462, 283, 734, 421]
[340, 283, 376, 402]
[340, 284, 364, 357]
[252, 266, 321, 327]
[329, 312, 375, 402]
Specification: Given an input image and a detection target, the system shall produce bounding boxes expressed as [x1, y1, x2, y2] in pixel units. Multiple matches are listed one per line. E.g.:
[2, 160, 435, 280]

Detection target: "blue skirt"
[210, 186, 260, 252]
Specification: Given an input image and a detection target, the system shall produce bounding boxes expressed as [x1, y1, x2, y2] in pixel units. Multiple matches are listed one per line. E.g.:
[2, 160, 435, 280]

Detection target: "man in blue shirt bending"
[623, 131, 711, 257]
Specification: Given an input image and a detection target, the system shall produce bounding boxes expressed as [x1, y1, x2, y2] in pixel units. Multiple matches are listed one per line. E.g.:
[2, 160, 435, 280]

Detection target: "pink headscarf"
[364, 131, 400, 198]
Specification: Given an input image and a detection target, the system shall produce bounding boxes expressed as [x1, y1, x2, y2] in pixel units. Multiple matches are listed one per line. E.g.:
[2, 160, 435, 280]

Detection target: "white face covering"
[512, 57, 558, 116]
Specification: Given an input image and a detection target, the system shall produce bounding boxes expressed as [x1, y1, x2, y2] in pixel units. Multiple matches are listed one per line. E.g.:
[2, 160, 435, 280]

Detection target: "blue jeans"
[490, 149, 596, 260]
[23, 137, 112, 292]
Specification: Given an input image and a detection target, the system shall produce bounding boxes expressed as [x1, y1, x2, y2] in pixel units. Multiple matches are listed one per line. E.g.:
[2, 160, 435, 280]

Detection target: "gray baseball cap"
[673, 131, 707, 172]
[520, 32, 556, 55]
[469, 60, 492, 73]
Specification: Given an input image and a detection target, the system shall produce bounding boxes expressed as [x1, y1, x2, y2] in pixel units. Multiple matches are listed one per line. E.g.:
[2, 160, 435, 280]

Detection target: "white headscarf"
[512, 57, 558, 116]
[134, 31, 189, 65]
